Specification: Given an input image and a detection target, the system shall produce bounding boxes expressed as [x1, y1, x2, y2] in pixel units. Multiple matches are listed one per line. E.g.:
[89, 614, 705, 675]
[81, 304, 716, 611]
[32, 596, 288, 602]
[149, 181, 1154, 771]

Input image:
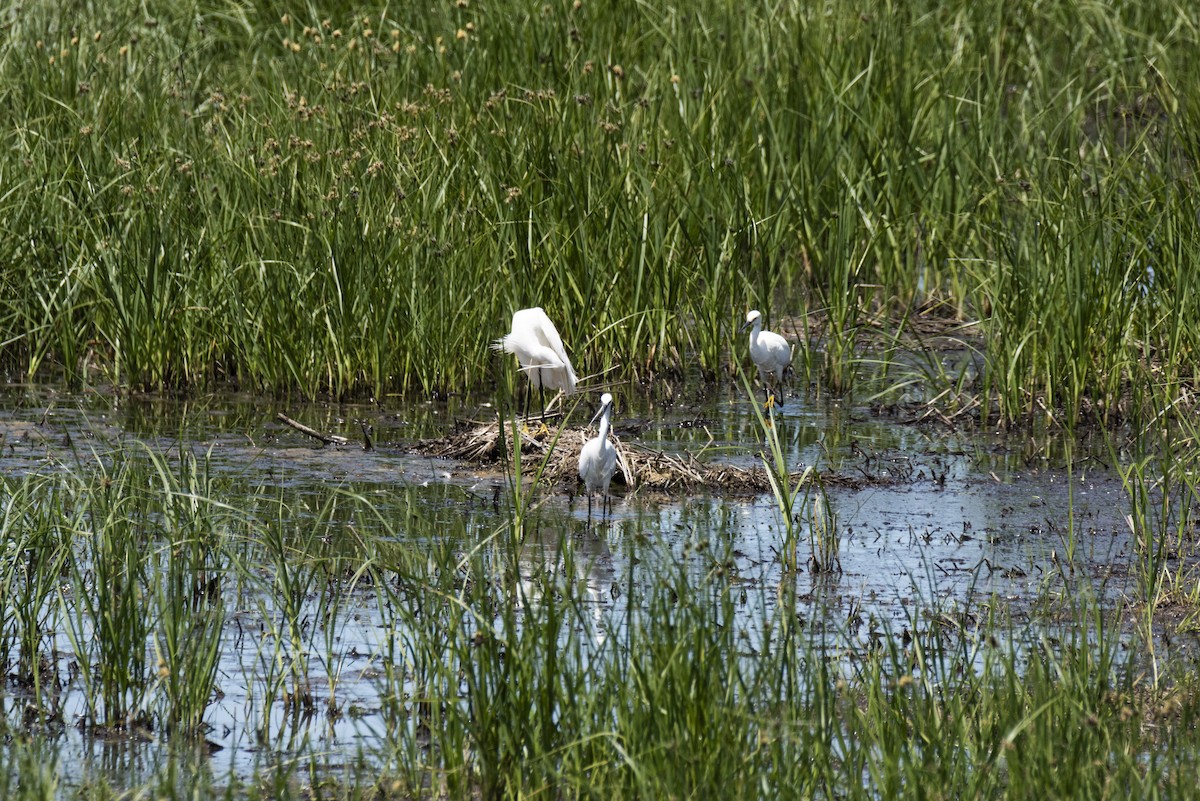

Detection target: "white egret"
[741, 309, 792, 406]
[578, 392, 617, 522]
[492, 307, 578, 417]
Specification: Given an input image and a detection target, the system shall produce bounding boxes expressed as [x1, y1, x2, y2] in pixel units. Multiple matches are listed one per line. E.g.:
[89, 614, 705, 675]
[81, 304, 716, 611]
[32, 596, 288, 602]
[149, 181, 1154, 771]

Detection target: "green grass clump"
[0, 0, 1198, 425]
[49, 445, 235, 732]
[0, 473, 73, 715]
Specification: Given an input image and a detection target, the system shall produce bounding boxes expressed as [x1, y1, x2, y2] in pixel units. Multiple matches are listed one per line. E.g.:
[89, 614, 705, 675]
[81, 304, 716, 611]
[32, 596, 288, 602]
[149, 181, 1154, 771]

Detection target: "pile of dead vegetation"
[415, 418, 779, 495]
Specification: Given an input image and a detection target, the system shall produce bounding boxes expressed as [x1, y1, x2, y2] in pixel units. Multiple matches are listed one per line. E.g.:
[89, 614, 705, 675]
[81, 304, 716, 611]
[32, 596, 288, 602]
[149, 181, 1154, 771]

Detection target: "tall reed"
[1, 0, 1197, 425]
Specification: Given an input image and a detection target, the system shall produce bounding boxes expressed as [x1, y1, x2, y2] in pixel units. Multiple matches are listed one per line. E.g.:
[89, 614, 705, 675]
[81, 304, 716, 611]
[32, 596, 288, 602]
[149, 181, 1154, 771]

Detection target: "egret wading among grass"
[578, 392, 617, 523]
[741, 309, 793, 407]
[492, 307, 578, 418]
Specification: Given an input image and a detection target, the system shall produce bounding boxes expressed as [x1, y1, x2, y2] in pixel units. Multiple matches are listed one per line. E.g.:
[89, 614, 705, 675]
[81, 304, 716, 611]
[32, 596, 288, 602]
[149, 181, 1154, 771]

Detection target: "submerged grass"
[0, 0, 1198, 426]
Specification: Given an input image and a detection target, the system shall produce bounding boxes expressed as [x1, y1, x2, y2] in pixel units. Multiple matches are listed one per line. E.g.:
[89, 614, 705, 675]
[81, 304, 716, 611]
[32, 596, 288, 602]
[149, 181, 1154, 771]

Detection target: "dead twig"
[277, 413, 349, 446]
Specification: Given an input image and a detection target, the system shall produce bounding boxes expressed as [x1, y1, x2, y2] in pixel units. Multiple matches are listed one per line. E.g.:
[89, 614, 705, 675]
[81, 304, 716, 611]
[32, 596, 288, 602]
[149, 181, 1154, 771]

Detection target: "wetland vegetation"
[3, 0, 1200, 797]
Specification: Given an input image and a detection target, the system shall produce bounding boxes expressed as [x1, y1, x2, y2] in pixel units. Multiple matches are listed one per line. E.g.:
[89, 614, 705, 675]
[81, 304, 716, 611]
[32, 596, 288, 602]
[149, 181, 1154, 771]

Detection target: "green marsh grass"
[147, 447, 229, 734]
[255, 512, 319, 724]
[1, 0, 1199, 425]
[1118, 414, 1200, 641]
[743, 376, 821, 572]
[354, 524, 1200, 800]
[808, 483, 840, 574]
[62, 454, 155, 730]
[49, 443, 239, 733]
[0, 474, 73, 718]
[0, 738, 59, 801]
[1, 431, 1200, 797]
[493, 386, 576, 544]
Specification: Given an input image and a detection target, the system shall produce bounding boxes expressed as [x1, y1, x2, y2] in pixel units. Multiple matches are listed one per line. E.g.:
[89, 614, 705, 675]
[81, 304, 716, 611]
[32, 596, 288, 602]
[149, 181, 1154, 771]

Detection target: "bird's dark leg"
[763, 367, 783, 408]
[538, 369, 548, 421]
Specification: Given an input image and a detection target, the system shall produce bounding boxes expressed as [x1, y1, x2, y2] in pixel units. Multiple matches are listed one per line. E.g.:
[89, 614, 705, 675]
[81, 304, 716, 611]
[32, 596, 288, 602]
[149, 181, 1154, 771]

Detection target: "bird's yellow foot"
[521, 420, 552, 438]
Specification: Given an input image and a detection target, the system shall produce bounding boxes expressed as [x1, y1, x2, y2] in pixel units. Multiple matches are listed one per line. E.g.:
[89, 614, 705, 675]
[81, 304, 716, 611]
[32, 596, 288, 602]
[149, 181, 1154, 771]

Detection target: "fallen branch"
[276, 413, 349, 446]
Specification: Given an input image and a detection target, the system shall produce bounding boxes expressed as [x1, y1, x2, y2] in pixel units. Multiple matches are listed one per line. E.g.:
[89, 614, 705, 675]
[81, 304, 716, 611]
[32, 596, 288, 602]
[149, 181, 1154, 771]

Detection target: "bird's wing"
[765, 331, 791, 359]
[529, 311, 577, 390]
[529, 312, 570, 364]
[496, 308, 544, 355]
[578, 438, 600, 477]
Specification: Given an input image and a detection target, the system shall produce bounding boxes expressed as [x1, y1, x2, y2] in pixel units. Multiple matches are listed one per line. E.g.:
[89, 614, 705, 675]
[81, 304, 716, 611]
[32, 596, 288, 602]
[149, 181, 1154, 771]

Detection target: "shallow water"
[0, 382, 1142, 791]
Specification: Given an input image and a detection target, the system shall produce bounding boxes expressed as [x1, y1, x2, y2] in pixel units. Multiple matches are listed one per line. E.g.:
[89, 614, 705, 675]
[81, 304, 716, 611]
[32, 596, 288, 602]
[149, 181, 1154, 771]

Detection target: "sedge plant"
[741, 375, 817, 573]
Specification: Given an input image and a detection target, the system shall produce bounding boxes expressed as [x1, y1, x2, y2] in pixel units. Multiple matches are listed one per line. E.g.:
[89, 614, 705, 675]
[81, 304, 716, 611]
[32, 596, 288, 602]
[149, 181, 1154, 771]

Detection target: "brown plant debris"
[415, 419, 780, 494]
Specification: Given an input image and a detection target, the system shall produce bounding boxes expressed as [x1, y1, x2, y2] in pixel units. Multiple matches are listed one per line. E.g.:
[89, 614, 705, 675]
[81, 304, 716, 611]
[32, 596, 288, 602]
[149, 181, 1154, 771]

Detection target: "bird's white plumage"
[492, 307, 578, 394]
[578, 392, 617, 498]
[743, 309, 792, 384]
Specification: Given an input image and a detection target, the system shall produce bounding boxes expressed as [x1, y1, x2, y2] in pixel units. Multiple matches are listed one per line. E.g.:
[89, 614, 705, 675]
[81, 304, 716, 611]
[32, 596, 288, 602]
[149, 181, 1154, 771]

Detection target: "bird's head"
[741, 309, 762, 331]
[590, 393, 615, 425]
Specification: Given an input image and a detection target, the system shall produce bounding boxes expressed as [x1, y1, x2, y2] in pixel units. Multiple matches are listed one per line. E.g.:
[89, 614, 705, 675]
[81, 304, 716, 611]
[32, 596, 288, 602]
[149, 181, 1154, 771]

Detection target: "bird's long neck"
[749, 320, 762, 343]
[598, 408, 611, 440]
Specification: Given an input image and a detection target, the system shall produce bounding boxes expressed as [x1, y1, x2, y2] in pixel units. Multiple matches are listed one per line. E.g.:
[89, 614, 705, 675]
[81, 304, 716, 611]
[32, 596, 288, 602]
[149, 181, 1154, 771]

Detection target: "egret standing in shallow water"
[492, 307, 578, 418]
[578, 392, 617, 523]
[741, 309, 793, 406]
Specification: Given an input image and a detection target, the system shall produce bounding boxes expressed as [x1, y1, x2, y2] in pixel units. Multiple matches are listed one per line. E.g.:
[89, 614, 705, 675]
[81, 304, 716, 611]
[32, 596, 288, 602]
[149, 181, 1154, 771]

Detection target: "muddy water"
[0, 384, 1138, 790]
